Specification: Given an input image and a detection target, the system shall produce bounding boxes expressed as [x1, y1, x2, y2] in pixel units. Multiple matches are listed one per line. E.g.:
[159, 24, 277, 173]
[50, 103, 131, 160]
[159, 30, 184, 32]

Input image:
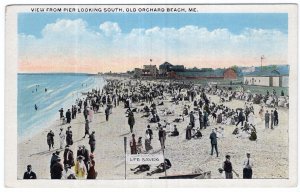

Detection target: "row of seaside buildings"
[133, 62, 289, 87]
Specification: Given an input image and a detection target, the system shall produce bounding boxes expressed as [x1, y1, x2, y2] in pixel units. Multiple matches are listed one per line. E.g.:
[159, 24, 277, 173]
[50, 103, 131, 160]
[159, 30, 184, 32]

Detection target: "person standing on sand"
[66, 109, 71, 124]
[50, 151, 60, 170]
[128, 110, 135, 133]
[130, 134, 137, 154]
[209, 128, 218, 157]
[186, 124, 192, 140]
[47, 130, 55, 151]
[265, 110, 270, 129]
[270, 110, 275, 129]
[158, 126, 166, 150]
[88, 107, 94, 122]
[63, 145, 75, 167]
[71, 105, 75, 119]
[105, 106, 110, 121]
[66, 126, 73, 146]
[145, 130, 153, 152]
[203, 111, 208, 129]
[88, 131, 96, 153]
[146, 125, 153, 140]
[222, 155, 239, 179]
[236, 109, 245, 127]
[51, 158, 63, 179]
[83, 119, 90, 138]
[189, 111, 195, 128]
[136, 137, 143, 154]
[75, 156, 87, 179]
[59, 128, 65, 149]
[87, 154, 97, 179]
[274, 108, 279, 126]
[59, 108, 64, 119]
[258, 106, 264, 120]
[83, 106, 88, 121]
[23, 165, 37, 179]
[243, 153, 253, 179]
[81, 145, 90, 170]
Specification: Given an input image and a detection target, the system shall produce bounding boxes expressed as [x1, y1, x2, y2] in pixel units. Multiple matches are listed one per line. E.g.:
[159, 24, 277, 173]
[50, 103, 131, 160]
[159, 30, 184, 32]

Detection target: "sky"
[18, 13, 288, 73]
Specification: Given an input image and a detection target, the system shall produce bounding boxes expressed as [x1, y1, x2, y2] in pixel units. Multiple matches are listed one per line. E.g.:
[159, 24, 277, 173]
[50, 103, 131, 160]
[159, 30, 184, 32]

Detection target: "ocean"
[17, 73, 106, 141]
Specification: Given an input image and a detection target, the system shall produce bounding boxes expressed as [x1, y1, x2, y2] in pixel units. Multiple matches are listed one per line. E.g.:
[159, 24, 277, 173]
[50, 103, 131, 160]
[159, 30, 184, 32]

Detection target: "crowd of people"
[23, 77, 284, 179]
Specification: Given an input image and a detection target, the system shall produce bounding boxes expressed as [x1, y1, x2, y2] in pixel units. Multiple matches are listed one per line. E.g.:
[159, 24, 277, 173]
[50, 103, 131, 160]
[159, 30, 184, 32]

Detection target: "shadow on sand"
[28, 138, 85, 157]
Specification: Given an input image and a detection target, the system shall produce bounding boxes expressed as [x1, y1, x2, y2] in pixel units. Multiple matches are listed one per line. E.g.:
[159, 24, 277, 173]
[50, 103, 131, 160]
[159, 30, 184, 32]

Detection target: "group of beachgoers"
[24, 77, 284, 179]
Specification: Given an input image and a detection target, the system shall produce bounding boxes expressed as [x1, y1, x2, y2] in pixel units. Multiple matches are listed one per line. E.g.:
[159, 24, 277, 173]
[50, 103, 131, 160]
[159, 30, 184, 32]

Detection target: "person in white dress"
[59, 128, 66, 149]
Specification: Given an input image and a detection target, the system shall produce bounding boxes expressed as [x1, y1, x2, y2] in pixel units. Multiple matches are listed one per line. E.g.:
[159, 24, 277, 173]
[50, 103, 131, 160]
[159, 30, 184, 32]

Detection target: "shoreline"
[18, 75, 289, 179]
[18, 75, 107, 144]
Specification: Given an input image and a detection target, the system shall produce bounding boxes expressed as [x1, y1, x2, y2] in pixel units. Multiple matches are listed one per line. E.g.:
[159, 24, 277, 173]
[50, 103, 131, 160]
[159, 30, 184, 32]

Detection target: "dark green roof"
[244, 69, 282, 77]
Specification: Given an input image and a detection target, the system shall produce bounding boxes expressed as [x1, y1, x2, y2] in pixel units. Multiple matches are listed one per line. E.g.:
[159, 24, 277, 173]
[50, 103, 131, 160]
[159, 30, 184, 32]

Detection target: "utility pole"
[124, 137, 127, 180]
[261, 55, 265, 72]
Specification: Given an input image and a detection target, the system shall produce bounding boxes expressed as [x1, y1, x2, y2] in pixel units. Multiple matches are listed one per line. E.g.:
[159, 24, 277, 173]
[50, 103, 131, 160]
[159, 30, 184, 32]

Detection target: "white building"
[243, 69, 289, 87]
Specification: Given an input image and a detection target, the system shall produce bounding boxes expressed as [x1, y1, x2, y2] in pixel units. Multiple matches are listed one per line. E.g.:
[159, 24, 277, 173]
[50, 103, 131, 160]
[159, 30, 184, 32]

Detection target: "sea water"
[17, 73, 106, 141]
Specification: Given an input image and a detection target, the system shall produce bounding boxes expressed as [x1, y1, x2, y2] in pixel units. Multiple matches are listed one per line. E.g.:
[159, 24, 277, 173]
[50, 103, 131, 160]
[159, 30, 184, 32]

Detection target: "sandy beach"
[17, 76, 289, 179]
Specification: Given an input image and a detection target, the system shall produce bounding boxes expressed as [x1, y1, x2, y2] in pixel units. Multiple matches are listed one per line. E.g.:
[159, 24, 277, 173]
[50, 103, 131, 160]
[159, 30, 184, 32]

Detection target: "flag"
[150, 59, 152, 62]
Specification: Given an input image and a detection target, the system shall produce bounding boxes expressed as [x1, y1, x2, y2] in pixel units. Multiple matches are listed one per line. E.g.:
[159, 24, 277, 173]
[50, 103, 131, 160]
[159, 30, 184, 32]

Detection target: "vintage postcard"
[5, 4, 298, 187]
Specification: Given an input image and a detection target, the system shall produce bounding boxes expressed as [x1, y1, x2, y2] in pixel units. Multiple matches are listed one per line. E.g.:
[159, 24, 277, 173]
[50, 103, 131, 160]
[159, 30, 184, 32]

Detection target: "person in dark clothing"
[66, 109, 71, 124]
[222, 155, 239, 179]
[147, 159, 171, 176]
[192, 129, 202, 139]
[88, 131, 96, 153]
[59, 108, 64, 119]
[63, 146, 75, 167]
[274, 108, 279, 126]
[105, 107, 110, 121]
[71, 105, 76, 119]
[23, 165, 37, 179]
[203, 111, 208, 129]
[146, 125, 153, 140]
[83, 119, 90, 138]
[209, 128, 218, 157]
[243, 153, 253, 179]
[236, 109, 245, 126]
[50, 151, 60, 169]
[81, 145, 90, 170]
[83, 107, 88, 120]
[189, 111, 195, 128]
[186, 124, 192, 140]
[131, 164, 150, 174]
[169, 127, 179, 137]
[51, 158, 63, 179]
[128, 111, 135, 133]
[47, 130, 55, 151]
[158, 126, 166, 149]
[199, 112, 204, 129]
[130, 134, 137, 154]
[66, 126, 73, 146]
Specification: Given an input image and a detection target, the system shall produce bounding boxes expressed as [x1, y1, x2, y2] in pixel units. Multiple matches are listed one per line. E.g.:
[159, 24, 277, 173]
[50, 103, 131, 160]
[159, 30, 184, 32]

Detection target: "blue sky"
[19, 13, 288, 37]
[18, 13, 288, 73]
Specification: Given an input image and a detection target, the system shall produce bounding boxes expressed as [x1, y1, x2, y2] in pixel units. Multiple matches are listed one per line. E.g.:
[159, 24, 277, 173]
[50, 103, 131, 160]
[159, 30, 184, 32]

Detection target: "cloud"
[18, 19, 288, 72]
[99, 21, 121, 36]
